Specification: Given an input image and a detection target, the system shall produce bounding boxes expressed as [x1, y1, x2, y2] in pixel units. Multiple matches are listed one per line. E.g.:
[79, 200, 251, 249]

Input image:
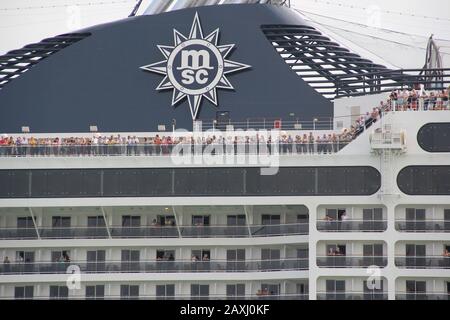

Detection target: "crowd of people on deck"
[0, 133, 354, 156]
[0, 88, 448, 157]
[387, 87, 449, 111]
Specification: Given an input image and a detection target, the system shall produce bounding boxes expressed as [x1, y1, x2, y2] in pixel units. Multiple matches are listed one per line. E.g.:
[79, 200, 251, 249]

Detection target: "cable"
[0, 4, 133, 17]
[293, 0, 450, 22]
[295, 8, 450, 42]
[0, 0, 135, 11]
[0, 7, 132, 29]
[297, 10, 450, 56]
[293, 9, 403, 68]
[309, 28, 401, 68]
[321, 23, 450, 56]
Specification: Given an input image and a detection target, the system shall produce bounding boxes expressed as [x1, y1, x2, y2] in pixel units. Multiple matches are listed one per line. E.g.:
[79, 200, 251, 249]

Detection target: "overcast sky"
[292, 0, 450, 68]
[0, 0, 449, 67]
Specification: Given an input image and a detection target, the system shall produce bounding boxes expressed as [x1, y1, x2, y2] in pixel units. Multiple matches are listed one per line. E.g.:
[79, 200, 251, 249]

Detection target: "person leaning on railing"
[307, 132, 314, 154]
[0, 136, 8, 156]
[386, 88, 450, 111]
[331, 133, 338, 153]
[294, 135, 301, 154]
[28, 136, 37, 156]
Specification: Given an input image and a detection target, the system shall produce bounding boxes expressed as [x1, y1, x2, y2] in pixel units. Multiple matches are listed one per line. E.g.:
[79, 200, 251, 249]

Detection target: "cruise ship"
[0, 0, 449, 301]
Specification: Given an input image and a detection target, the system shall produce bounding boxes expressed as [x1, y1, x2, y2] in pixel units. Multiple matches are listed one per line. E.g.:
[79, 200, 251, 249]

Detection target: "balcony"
[395, 256, 450, 269]
[395, 292, 450, 300]
[0, 293, 309, 300]
[316, 256, 387, 268]
[396, 220, 450, 233]
[317, 292, 388, 300]
[110, 226, 178, 238]
[0, 228, 38, 239]
[112, 224, 308, 238]
[40, 227, 110, 239]
[0, 258, 308, 275]
[0, 223, 308, 240]
[317, 220, 387, 232]
[0, 227, 109, 240]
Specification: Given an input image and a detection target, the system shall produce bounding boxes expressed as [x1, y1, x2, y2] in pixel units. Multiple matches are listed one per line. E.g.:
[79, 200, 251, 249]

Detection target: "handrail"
[316, 219, 386, 223]
[316, 256, 388, 268]
[0, 223, 310, 239]
[0, 222, 308, 230]
[395, 292, 450, 300]
[317, 291, 386, 295]
[0, 258, 307, 264]
[395, 220, 450, 232]
[0, 258, 309, 274]
[396, 219, 450, 223]
[316, 291, 388, 300]
[0, 293, 309, 300]
[394, 256, 450, 269]
[0, 141, 351, 157]
[395, 292, 448, 295]
[316, 219, 387, 232]
[317, 255, 386, 258]
[394, 255, 450, 258]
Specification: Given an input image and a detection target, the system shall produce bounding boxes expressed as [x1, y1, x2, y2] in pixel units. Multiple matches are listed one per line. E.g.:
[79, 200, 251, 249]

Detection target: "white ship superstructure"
[0, 102, 449, 300]
[0, 1, 449, 301]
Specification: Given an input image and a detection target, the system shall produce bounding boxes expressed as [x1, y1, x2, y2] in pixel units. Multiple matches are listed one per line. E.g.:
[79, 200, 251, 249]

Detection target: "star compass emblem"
[140, 12, 251, 119]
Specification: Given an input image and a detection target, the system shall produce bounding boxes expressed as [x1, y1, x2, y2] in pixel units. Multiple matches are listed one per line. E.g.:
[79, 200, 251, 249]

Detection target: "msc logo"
[178, 49, 213, 85]
[168, 38, 222, 93]
[140, 12, 251, 119]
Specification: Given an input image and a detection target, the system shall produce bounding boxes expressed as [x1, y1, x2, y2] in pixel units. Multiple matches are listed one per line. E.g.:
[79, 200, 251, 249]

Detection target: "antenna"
[128, 0, 143, 17]
[421, 34, 444, 90]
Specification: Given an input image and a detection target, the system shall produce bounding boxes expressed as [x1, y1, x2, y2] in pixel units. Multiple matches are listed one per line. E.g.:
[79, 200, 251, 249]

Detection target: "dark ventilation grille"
[0, 32, 91, 90]
[261, 24, 389, 100]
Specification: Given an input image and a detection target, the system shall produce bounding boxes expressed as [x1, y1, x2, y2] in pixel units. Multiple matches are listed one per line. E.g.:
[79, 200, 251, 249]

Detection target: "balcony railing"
[317, 292, 388, 300]
[0, 228, 38, 239]
[40, 227, 110, 239]
[395, 256, 450, 269]
[0, 258, 308, 275]
[0, 223, 309, 240]
[0, 141, 350, 158]
[0, 293, 309, 300]
[200, 117, 334, 131]
[396, 292, 450, 300]
[317, 220, 387, 232]
[316, 256, 387, 268]
[113, 224, 309, 238]
[110, 226, 179, 238]
[396, 220, 450, 232]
